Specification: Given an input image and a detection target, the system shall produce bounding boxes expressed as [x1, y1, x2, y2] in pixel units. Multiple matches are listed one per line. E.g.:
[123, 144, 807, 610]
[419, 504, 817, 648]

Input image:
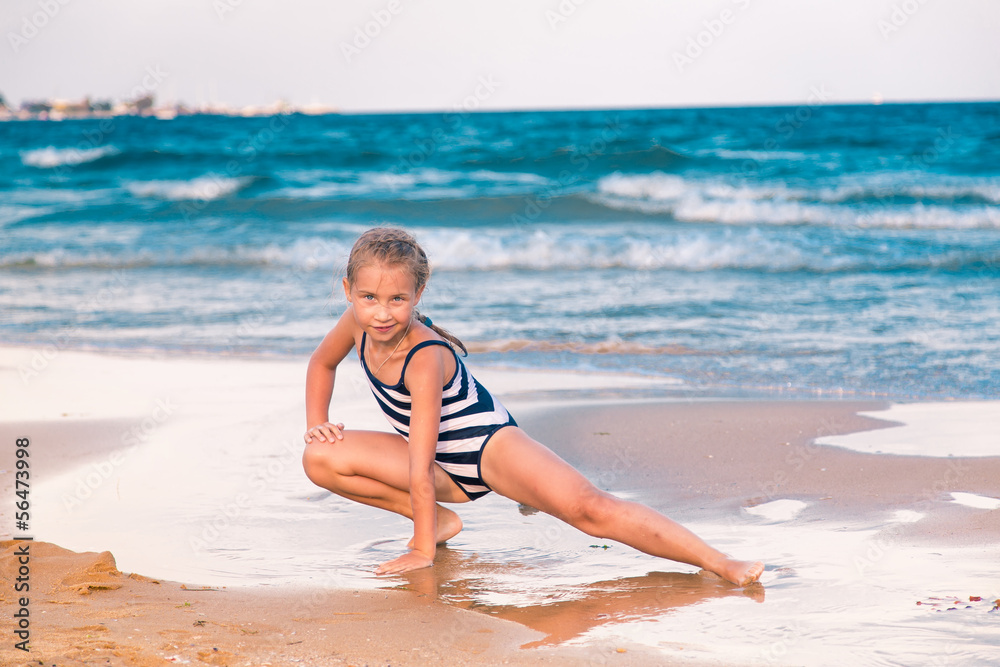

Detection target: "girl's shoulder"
[401, 334, 459, 392]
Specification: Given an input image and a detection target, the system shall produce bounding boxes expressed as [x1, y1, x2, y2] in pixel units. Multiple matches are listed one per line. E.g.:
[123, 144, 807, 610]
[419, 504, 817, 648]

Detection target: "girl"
[302, 227, 764, 586]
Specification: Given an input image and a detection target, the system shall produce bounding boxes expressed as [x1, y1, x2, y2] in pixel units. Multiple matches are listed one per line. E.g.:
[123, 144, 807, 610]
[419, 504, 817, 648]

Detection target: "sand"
[1, 345, 998, 665]
[517, 400, 1000, 544]
[0, 540, 632, 666]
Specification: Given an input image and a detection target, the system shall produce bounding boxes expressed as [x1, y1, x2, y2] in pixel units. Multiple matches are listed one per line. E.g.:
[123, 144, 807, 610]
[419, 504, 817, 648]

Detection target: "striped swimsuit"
[360, 333, 517, 500]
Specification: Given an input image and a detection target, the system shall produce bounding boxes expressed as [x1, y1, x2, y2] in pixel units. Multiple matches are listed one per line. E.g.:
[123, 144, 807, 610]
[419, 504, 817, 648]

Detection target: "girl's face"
[343, 263, 423, 342]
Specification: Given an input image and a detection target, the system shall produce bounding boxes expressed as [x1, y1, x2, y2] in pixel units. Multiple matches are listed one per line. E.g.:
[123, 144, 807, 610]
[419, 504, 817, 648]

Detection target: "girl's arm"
[374, 345, 446, 575]
[304, 308, 357, 444]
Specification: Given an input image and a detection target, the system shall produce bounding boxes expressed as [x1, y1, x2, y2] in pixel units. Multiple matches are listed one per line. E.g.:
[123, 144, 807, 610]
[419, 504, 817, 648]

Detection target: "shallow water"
[34, 450, 999, 666]
[375, 499, 1000, 665]
[20, 353, 999, 666]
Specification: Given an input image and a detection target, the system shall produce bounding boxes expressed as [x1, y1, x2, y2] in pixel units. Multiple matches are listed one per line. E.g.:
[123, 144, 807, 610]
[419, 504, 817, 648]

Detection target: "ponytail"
[414, 310, 468, 356]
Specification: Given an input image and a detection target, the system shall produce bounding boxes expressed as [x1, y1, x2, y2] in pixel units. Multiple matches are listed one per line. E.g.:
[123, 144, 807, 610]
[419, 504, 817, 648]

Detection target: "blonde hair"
[345, 227, 468, 355]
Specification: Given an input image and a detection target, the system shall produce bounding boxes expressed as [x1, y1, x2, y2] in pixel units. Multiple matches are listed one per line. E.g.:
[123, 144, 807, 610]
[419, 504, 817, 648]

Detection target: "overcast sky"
[3, 0, 998, 112]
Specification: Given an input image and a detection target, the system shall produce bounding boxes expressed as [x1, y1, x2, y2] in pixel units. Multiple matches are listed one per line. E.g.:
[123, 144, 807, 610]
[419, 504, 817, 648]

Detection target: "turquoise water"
[2, 103, 999, 397]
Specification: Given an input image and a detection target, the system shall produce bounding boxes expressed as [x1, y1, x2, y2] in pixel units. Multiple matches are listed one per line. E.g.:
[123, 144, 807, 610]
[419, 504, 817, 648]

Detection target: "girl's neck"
[368, 319, 412, 375]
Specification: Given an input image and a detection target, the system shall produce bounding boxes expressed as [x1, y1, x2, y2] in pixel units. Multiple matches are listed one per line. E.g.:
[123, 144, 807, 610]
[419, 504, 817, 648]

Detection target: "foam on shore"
[743, 498, 808, 522]
[815, 401, 1000, 457]
[951, 492, 1000, 510]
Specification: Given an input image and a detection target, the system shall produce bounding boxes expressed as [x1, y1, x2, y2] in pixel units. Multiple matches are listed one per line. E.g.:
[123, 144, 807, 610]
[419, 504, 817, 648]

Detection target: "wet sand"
[517, 400, 1000, 544]
[1, 345, 998, 665]
[0, 540, 646, 666]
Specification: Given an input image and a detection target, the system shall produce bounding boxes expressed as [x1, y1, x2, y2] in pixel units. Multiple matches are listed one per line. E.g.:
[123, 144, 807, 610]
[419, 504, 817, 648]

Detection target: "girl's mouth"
[373, 324, 395, 333]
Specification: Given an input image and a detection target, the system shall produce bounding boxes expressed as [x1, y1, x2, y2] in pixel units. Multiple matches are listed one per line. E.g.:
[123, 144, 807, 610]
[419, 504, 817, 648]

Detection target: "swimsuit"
[360, 332, 517, 500]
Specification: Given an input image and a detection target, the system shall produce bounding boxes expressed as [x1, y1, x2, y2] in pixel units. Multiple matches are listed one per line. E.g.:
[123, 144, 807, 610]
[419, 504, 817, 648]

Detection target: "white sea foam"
[3, 224, 979, 274]
[420, 228, 810, 273]
[4, 186, 118, 206]
[692, 148, 821, 162]
[891, 510, 924, 523]
[0, 235, 353, 270]
[0, 204, 56, 227]
[467, 169, 550, 184]
[592, 171, 1000, 230]
[596, 171, 693, 202]
[126, 175, 253, 201]
[272, 167, 550, 199]
[816, 401, 1000, 457]
[744, 498, 808, 522]
[21, 144, 120, 168]
[816, 174, 1000, 205]
[950, 492, 1000, 510]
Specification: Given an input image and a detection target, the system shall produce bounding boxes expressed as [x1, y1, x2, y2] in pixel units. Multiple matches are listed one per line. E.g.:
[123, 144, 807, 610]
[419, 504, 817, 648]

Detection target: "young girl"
[302, 227, 764, 586]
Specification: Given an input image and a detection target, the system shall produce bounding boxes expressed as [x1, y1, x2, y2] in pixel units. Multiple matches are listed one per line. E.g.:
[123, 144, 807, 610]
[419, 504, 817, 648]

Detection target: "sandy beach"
[1, 345, 998, 666]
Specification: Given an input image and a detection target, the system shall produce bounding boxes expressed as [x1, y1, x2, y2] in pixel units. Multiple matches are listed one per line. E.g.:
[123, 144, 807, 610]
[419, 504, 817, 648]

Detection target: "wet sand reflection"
[391, 546, 764, 647]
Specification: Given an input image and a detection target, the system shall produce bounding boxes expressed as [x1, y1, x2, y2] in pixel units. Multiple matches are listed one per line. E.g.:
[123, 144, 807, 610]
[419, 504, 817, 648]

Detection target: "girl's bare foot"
[408, 504, 463, 547]
[702, 557, 765, 587]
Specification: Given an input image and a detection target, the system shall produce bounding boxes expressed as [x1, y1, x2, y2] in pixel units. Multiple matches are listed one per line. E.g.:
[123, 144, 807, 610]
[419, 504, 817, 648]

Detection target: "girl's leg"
[481, 428, 764, 587]
[302, 429, 469, 543]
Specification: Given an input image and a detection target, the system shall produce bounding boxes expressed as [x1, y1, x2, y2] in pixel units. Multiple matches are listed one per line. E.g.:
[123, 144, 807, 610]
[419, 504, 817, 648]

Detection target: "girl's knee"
[302, 440, 341, 486]
[565, 489, 618, 537]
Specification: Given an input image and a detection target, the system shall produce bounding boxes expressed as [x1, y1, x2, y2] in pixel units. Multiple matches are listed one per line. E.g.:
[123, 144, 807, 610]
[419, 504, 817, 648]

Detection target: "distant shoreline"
[3, 97, 998, 123]
[0, 105, 339, 123]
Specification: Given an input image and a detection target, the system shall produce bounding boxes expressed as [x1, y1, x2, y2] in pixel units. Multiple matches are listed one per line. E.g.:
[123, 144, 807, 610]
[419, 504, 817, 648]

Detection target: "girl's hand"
[303, 422, 345, 444]
[375, 550, 434, 575]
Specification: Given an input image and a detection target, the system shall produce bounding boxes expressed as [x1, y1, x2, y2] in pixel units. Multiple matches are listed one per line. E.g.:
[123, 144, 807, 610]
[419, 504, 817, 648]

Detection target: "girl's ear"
[415, 284, 425, 304]
[342, 277, 351, 303]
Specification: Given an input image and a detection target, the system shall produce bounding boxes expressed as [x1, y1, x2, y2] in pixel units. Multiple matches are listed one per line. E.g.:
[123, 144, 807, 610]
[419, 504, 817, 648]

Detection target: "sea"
[2, 102, 999, 399]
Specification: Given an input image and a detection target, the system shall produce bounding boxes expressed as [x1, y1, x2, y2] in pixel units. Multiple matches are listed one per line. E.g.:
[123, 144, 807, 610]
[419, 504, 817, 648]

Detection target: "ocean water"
[2, 103, 999, 398]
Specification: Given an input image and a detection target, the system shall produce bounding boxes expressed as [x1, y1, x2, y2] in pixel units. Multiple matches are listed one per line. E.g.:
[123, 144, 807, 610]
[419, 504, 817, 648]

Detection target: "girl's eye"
[363, 295, 375, 301]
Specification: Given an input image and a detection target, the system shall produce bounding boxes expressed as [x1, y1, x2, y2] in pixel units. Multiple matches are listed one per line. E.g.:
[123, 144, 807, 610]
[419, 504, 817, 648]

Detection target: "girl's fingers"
[304, 422, 347, 443]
